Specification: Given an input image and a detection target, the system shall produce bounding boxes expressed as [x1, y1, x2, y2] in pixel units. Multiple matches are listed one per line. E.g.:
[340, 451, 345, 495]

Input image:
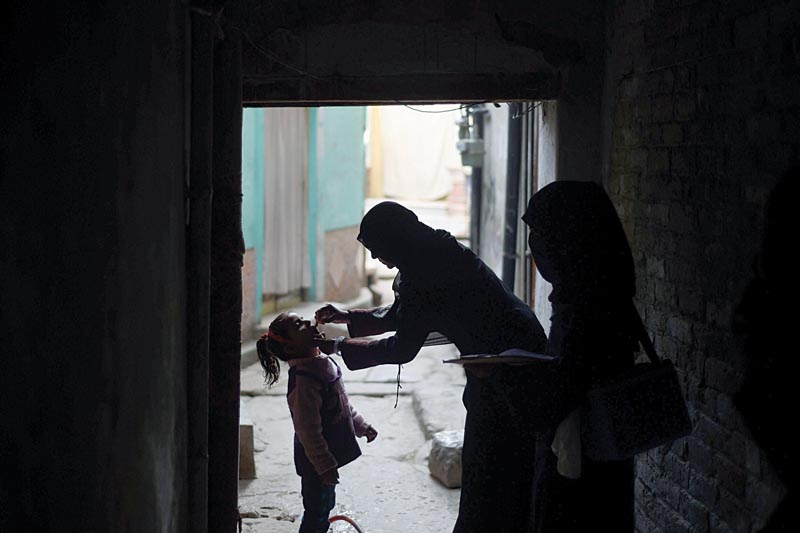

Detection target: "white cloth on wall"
[262, 107, 312, 295]
[380, 105, 462, 201]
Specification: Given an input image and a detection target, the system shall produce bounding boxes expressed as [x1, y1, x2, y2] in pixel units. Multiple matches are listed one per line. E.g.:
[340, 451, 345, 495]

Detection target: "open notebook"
[443, 348, 556, 365]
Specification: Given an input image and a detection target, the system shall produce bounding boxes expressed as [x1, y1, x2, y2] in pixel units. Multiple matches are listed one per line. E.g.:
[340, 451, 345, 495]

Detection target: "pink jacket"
[287, 354, 370, 474]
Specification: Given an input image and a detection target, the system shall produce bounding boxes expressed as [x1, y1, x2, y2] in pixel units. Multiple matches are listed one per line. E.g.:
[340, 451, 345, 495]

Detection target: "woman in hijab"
[521, 181, 637, 532]
[315, 201, 548, 532]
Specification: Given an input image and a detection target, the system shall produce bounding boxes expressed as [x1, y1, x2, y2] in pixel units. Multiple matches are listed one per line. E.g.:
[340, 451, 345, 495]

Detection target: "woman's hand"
[364, 425, 378, 443]
[320, 467, 339, 486]
[315, 304, 350, 325]
[315, 338, 336, 355]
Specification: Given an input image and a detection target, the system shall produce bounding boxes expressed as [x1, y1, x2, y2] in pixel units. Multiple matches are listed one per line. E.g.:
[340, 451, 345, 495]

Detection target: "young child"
[256, 312, 378, 533]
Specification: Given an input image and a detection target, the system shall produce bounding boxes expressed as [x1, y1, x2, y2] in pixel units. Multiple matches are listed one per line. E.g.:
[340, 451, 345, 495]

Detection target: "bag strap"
[631, 304, 660, 364]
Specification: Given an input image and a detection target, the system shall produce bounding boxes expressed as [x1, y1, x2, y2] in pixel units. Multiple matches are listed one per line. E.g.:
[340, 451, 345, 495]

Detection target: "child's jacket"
[286, 355, 369, 477]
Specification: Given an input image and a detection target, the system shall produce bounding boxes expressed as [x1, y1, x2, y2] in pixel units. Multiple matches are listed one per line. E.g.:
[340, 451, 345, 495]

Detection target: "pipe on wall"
[502, 103, 523, 289]
[208, 22, 244, 533]
[469, 106, 486, 255]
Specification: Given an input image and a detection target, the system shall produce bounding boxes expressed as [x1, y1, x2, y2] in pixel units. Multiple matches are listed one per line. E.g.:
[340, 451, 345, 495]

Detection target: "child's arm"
[288, 376, 338, 475]
[348, 398, 378, 442]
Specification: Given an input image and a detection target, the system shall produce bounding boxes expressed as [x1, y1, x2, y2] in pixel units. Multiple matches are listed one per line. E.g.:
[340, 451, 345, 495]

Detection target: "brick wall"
[604, 0, 799, 530]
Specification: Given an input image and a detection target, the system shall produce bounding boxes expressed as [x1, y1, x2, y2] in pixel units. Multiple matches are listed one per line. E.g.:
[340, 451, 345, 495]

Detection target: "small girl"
[256, 312, 378, 533]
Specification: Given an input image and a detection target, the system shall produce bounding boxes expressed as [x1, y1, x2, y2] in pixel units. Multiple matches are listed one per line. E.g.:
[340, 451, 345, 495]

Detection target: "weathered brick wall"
[604, 0, 799, 531]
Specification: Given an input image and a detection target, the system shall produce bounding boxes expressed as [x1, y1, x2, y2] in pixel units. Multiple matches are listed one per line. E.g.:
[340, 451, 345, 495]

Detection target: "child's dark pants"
[299, 474, 336, 533]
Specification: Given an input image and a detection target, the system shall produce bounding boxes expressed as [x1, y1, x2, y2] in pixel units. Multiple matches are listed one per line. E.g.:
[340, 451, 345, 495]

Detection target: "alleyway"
[238, 342, 465, 532]
[237, 199, 470, 532]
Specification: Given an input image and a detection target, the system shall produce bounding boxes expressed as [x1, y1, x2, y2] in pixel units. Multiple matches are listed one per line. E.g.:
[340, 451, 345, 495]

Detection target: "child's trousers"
[299, 474, 336, 533]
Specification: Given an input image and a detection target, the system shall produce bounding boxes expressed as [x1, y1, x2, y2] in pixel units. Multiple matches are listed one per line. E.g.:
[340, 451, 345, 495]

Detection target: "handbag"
[581, 308, 693, 461]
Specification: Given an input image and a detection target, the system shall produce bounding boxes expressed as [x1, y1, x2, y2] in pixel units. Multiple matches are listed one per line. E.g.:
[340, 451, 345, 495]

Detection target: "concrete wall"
[478, 104, 510, 276]
[309, 107, 367, 301]
[0, 2, 189, 531]
[603, 0, 800, 530]
[531, 102, 558, 333]
[241, 108, 266, 335]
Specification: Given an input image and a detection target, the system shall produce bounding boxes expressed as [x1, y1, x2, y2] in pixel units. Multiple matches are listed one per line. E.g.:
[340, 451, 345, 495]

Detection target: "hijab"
[522, 181, 635, 305]
[357, 201, 439, 271]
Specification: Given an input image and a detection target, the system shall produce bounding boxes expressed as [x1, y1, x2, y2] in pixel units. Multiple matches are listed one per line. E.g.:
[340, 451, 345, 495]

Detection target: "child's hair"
[256, 312, 293, 387]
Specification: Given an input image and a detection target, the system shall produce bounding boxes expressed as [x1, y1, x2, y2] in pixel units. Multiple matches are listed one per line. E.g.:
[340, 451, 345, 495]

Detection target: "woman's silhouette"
[522, 181, 637, 532]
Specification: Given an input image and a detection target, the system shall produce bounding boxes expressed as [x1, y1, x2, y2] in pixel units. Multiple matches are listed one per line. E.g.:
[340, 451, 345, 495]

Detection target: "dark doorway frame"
[200, 27, 561, 533]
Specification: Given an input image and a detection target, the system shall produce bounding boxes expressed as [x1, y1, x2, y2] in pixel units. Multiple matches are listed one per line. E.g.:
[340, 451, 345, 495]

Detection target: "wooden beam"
[242, 72, 559, 106]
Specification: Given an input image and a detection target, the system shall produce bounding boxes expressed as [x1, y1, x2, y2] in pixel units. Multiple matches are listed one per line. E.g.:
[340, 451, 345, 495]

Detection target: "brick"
[677, 286, 703, 317]
[744, 437, 761, 476]
[695, 87, 727, 118]
[674, 64, 696, 91]
[708, 512, 737, 533]
[643, 123, 663, 144]
[758, 143, 796, 174]
[745, 479, 786, 522]
[685, 374, 706, 405]
[667, 315, 692, 342]
[628, 148, 649, 171]
[705, 300, 731, 328]
[688, 470, 719, 509]
[696, 55, 724, 86]
[662, 122, 683, 145]
[658, 335, 680, 362]
[670, 145, 696, 175]
[667, 436, 690, 462]
[648, 501, 670, 530]
[661, 68, 675, 90]
[714, 454, 748, 500]
[614, 99, 636, 126]
[704, 357, 739, 393]
[692, 412, 727, 451]
[654, 279, 677, 307]
[674, 33, 702, 63]
[724, 85, 761, 116]
[635, 506, 659, 533]
[717, 487, 752, 532]
[767, 1, 800, 30]
[636, 458, 661, 492]
[656, 228, 678, 254]
[702, 24, 734, 54]
[697, 146, 725, 179]
[663, 450, 691, 488]
[678, 494, 710, 531]
[702, 241, 725, 267]
[644, 15, 679, 45]
[724, 138, 756, 174]
[735, 10, 768, 50]
[714, 394, 744, 434]
[668, 202, 694, 232]
[746, 113, 781, 142]
[668, 260, 696, 284]
[652, 94, 675, 122]
[638, 175, 671, 202]
[687, 0, 724, 33]
[648, 202, 670, 225]
[635, 476, 652, 500]
[620, 75, 643, 98]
